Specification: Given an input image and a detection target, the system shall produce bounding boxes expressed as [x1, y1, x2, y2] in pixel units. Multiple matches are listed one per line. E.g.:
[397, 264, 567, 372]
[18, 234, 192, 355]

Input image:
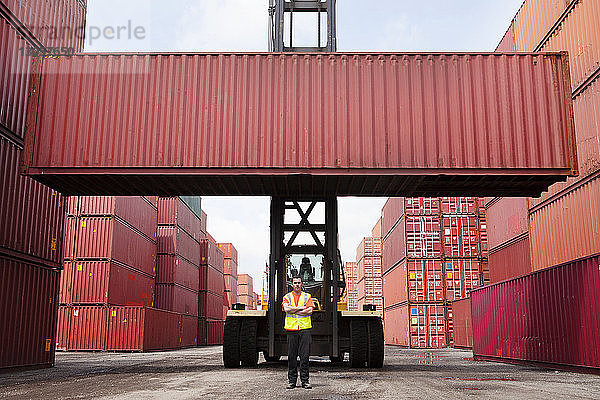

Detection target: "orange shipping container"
[512, 0, 569, 52]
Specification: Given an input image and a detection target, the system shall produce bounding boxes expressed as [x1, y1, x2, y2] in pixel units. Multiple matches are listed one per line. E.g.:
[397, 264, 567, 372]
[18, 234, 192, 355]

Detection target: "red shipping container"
[106, 306, 182, 351]
[371, 218, 382, 238]
[529, 173, 600, 271]
[224, 274, 237, 292]
[23, 54, 577, 197]
[67, 196, 78, 216]
[486, 197, 530, 250]
[63, 216, 76, 260]
[384, 303, 447, 348]
[442, 216, 480, 257]
[0, 19, 33, 139]
[383, 259, 444, 307]
[68, 260, 154, 306]
[238, 284, 253, 296]
[357, 237, 383, 261]
[357, 256, 382, 279]
[198, 318, 225, 346]
[450, 297, 473, 349]
[1, 138, 65, 266]
[472, 254, 600, 372]
[2, 0, 87, 50]
[404, 197, 440, 216]
[66, 305, 108, 351]
[0, 255, 60, 369]
[75, 217, 156, 276]
[217, 243, 238, 263]
[224, 291, 237, 307]
[59, 261, 73, 304]
[511, 0, 567, 52]
[496, 21, 516, 51]
[200, 239, 225, 272]
[405, 216, 442, 258]
[158, 197, 203, 242]
[440, 197, 477, 215]
[156, 254, 200, 292]
[200, 264, 224, 295]
[571, 76, 600, 177]
[382, 219, 406, 274]
[357, 277, 383, 299]
[238, 294, 254, 308]
[155, 284, 198, 316]
[55, 306, 70, 351]
[489, 235, 532, 284]
[200, 210, 207, 233]
[238, 273, 252, 286]
[77, 196, 158, 241]
[157, 226, 200, 267]
[224, 259, 238, 278]
[382, 198, 405, 239]
[199, 291, 224, 320]
[180, 314, 198, 347]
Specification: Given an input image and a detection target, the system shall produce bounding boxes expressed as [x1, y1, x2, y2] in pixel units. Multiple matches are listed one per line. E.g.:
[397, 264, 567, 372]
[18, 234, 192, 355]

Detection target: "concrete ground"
[1, 347, 599, 400]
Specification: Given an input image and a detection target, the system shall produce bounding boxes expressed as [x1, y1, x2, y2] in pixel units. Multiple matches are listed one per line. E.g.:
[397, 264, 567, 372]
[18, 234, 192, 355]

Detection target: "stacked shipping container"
[345, 262, 359, 311]
[237, 274, 255, 310]
[356, 237, 383, 312]
[0, 0, 86, 370]
[219, 242, 238, 316]
[382, 197, 488, 348]
[198, 239, 225, 345]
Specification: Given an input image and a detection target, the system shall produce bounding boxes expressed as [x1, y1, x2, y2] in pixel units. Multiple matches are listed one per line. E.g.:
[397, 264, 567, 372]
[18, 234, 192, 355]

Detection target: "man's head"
[292, 275, 302, 293]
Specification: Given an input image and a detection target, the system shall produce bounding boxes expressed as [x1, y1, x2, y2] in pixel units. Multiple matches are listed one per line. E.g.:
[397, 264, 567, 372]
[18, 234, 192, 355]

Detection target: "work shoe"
[286, 383, 296, 389]
[301, 382, 312, 389]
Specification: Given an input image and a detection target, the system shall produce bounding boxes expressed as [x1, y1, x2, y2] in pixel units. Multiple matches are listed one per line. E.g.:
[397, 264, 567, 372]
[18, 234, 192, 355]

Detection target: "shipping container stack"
[345, 262, 359, 311]
[355, 236, 383, 312]
[0, 0, 86, 369]
[218, 243, 239, 317]
[57, 196, 159, 351]
[198, 239, 225, 345]
[381, 197, 488, 348]
[237, 274, 254, 310]
[462, 0, 600, 370]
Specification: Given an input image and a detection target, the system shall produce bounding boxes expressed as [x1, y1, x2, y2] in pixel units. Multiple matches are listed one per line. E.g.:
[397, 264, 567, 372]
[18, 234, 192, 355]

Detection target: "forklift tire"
[329, 352, 344, 363]
[263, 353, 281, 362]
[349, 319, 367, 368]
[240, 318, 259, 367]
[223, 317, 241, 368]
[367, 318, 384, 368]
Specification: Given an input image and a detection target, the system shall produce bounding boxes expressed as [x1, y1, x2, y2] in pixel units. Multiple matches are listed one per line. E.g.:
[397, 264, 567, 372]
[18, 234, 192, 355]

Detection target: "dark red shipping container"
[75, 216, 156, 276]
[200, 264, 225, 295]
[155, 283, 198, 316]
[59, 260, 73, 304]
[63, 216, 76, 260]
[472, 254, 600, 372]
[198, 318, 224, 346]
[156, 254, 200, 292]
[55, 305, 70, 351]
[0, 18, 32, 139]
[0, 255, 59, 369]
[450, 297, 473, 349]
[158, 197, 204, 242]
[201, 239, 225, 271]
[66, 260, 154, 306]
[1, 137, 65, 266]
[199, 291, 225, 320]
[180, 314, 198, 348]
[23, 53, 577, 197]
[224, 291, 237, 307]
[66, 305, 108, 351]
[488, 234, 532, 284]
[77, 196, 158, 241]
[106, 306, 182, 351]
[157, 226, 200, 267]
[217, 243, 238, 264]
[1, 0, 87, 50]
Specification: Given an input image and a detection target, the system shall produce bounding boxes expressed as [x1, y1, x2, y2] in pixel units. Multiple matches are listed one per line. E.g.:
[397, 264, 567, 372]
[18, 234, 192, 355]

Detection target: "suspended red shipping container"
[158, 197, 204, 242]
[180, 314, 198, 348]
[22, 53, 577, 197]
[157, 226, 200, 267]
[75, 216, 156, 276]
[66, 305, 108, 351]
[155, 284, 198, 317]
[66, 260, 154, 306]
[450, 297, 473, 349]
[485, 197, 530, 250]
[488, 234, 532, 284]
[440, 197, 477, 215]
[200, 264, 224, 294]
[198, 318, 224, 346]
[1, 0, 87, 50]
[384, 303, 448, 348]
[472, 254, 600, 372]
[0, 255, 59, 369]
[217, 243, 238, 264]
[529, 173, 600, 271]
[0, 19, 32, 140]
[199, 291, 224, 320]
[77, 196, 158, 241]
[156, 254, 200, 292]
[1, 138, 65, 266]
[106, 306, 182, 352]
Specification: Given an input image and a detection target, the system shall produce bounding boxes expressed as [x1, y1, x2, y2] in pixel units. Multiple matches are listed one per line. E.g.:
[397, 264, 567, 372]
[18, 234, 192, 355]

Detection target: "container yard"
[2, 0, 600, 398]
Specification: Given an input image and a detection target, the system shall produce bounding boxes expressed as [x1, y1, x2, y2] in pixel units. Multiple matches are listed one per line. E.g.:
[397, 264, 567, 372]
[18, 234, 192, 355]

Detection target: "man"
[282, 275, 314, 389]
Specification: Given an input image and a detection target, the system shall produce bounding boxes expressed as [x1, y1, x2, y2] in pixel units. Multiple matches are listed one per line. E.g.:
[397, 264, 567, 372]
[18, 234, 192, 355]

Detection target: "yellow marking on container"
[51, 238, 57, 251]
[77, 264, 83, 271]
[111, 310, 117, 317]
[409, 272, 416, 279]
[45, 339, 52, 352]
[447, 272, 453, 279]
[81, 220, 86, 227]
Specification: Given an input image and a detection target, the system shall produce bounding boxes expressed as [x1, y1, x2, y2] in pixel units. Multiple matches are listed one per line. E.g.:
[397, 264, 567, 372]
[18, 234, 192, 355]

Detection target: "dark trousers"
[287, 329, 311, 384]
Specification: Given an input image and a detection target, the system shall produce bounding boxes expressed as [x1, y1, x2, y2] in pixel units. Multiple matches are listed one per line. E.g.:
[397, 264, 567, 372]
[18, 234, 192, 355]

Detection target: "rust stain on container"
[529, 173, 600, 270]
[472, 254, 600, 372]
[23, 53, 577, 197]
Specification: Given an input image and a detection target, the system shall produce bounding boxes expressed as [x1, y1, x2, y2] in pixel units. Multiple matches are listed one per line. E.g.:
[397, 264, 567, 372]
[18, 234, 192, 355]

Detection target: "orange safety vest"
[283, 291, 312, 331]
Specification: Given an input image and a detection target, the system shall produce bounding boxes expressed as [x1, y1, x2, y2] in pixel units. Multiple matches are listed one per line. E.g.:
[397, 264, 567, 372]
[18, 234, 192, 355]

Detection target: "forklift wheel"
[263, 354, 281, 362]
[349, 319, 368, 368]
[367, 318, 384, 368]
[223, 317, 241, 368]
[240, 318, 259, 367]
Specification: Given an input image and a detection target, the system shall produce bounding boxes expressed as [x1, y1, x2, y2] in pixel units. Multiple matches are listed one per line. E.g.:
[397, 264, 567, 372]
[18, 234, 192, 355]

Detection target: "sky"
[84, 0, 524, 291]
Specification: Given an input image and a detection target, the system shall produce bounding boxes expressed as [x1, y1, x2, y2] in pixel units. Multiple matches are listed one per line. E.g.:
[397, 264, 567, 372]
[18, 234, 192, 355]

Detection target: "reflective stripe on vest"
[284, 291, 312, 331]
